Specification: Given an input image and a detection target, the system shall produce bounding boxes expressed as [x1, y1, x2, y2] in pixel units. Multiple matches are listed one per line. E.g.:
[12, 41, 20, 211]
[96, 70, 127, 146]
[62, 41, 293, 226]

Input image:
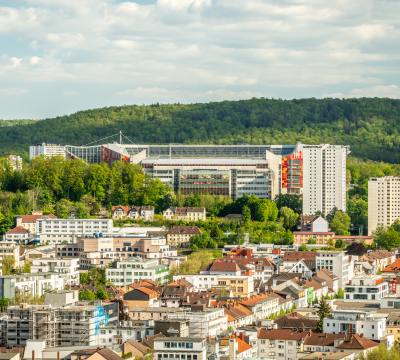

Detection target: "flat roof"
[154, 337, 205, 342]
[144, 159, 268, 165]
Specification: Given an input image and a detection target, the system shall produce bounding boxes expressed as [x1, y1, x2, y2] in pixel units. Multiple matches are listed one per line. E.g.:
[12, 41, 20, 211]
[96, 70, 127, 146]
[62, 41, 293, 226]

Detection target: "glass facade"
[179, 169, 230, 196]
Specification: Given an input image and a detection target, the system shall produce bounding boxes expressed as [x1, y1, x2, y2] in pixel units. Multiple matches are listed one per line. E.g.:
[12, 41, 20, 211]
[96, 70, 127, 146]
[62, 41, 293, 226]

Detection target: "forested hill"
[0, 119, 41, 127]
[2, 98, 400, 163]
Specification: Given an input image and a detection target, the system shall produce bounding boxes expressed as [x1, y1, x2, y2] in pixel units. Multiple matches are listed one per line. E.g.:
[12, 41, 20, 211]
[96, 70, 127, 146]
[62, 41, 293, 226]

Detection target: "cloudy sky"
[1, 0, 400, 119]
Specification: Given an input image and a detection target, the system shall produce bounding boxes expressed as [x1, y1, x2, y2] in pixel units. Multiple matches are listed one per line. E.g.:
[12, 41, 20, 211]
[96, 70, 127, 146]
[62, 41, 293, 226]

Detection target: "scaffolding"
[168, 311, 208, 338]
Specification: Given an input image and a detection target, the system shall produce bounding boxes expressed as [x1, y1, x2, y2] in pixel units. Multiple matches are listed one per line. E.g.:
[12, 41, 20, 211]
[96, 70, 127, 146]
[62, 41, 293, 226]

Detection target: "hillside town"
[0, 141, 399, 360]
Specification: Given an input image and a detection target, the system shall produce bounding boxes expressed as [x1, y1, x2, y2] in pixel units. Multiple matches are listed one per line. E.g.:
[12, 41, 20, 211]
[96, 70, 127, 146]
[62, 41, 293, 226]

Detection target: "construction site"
[1, 301, 119, 348]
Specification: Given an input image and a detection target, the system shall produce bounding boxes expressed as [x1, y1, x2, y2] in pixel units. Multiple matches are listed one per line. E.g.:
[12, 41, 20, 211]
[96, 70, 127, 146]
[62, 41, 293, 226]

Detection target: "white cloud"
[0, 88, 29, 95]
[322, 85, 400, 99]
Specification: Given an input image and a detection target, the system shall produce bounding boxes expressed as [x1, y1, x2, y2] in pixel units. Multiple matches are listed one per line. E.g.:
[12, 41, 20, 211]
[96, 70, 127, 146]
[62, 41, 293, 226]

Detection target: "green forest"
[2, 98, 400, 163]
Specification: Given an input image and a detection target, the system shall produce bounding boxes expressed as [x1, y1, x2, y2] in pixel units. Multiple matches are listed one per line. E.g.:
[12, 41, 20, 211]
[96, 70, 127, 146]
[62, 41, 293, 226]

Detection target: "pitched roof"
[229, 334, 252, 354]
[19, 214, 57, 223]
[201, 261, 241, 272]
[274, 313, 318, 330]
[167, 226, 203, 235]
[383, 258, 400, 272]
[386, 312, 400, 324]
[124, 340, 149, 354]
[215, 257, 276, 267]
[303, 332, 346, 346]
[88, 348, 123, 360]
[265, 272, 303, 286]
[136, 287, 158, 297]
[6, 226, 30, 234]
[224, 214, 243, 220]
[336, 334, 379, 350]
[140, 333, 166, 348]
[258, 328, 311, 341]
[283, 251, 318, 262]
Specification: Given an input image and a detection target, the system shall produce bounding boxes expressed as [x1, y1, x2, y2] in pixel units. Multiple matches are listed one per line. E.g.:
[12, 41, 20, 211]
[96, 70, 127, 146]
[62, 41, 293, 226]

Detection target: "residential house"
[239, 294, 279, 320]
[300, 215, 329, 232]
[121, 340, 150, 359]
[166, 226, 203, 248]
[15, 212, 57, 233]
[162, 281, 192, 307]
[315, 269, 339, 293]
[154, 319, 190, 338]
[19, 244, 56, 263]
[293, 231, 335, 245]
[85, 347, 124, 360]
[299, 352, 354, 360]
[265, 273, 304, 288]
[124, 287, 161, 310]
[217, 275, 254, 298]
[334, 236, 373, 246]
[4, 227, 31, 244]
[382, 258, 400, 277]
[153, 337, 206, 360]
[31, 257, 80, 287]
[345, 275, 388, 301]
[0, 242, 20, 268]
[163, 207, 206, 221]
[254, 279, 265, 294]
[303, 332, 347, 352]
[98, 322, 154, 346]
[273, 280, 308, 308]
[223, 302, 254, 329]
[335, 334, 380, 355]
[274, 312, 318, 331]
[360, 249, 396, 273]
[386, 312, 400, 342]
[112, 206, 154, 221]
[129, 307, 180, 321]
[283, 251, 317, 272]
[141, 333, 167, 349]
[219, 334, 253, 360]
[294, 278, 329, 303]
[257, 328, 312, 359]
[316, 251, 354, 288]
[285, 260, 313, 278]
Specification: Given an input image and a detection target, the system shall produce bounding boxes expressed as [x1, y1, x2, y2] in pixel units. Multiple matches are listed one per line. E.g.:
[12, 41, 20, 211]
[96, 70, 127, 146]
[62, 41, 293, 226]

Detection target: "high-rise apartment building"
[6, 155, 22, 170]
[302, 144, 349, 216]
[29, 142, 66, 159]
[368, 176, 400, 235]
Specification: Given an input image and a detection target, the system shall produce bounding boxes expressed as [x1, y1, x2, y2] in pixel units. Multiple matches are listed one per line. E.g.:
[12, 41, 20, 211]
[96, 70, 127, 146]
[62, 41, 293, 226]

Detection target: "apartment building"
[112, 206, 154, 221]
[154, 337, 206, 360]
[57, 235, 177, 269]
[167, 304, 228, 337]
[98, 322, 154, 346]
[323, 310, 388, 343]
[368, 176, 400, 235]
[29, 142, 66, 159]
[293, 231, 335, 245]
[303, 144, 349, 216]
[6, 155, 22, 170]
[31, 258, 80, 287]
[344, 275, 388, 301]
[166, 226, 203, 248]
[163, 207, 206, 221]
[239, 294, 279, 320]
[316, 251, 354, 288]
[257, 328, 312, 359]
[300, 216, 329, 232]
[0, 242, 20, 268]
[34, 217, 113, 244]
[16, 212, 57, 233]
[0, 272, 64, 299]
[218, 275, 254, 298]
[1, 301, 118, 347]
[4, 226, 31, 244]
[106, 258, 170, 285]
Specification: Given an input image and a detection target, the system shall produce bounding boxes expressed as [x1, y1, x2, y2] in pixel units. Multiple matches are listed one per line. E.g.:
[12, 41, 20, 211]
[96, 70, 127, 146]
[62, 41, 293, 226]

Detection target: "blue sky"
[1, 0, 400, 119]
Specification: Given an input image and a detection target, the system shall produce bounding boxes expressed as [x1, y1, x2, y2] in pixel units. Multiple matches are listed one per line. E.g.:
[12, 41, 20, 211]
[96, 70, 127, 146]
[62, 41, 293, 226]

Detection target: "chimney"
[32, 351, 35, 360]
[118, 339, 121, 345]
[57, 352, 60, 360]
[325, 333, 327, 338]
[239, 333, 244, 341]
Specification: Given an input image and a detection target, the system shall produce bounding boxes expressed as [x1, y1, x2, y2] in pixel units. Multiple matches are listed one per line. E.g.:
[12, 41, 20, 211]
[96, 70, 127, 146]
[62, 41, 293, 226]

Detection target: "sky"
[1, 0, 400, 119]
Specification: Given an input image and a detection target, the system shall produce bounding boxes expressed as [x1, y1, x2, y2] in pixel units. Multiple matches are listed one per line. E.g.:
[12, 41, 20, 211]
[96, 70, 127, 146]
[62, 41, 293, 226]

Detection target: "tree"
[307, 237, 316, 244]
[75, 202, 88, 219]
[1, 255, 15, 275]
[80, 273, 89, 285]
[279, 207, 299, 230]
[242, 206, 251, 224]
[274, 194, 302, 214]
[335, 239, 346, 249]
[316, 297, 332, 333]
[299, 244, 308, 251]
[328, 238, 335, 247]
[96, 287, 109, 300]
[217, 287, 228, 299]
[393, 219, 400, 233]
[0, 297, 10, 311]
[329, 211, 351, 235]
[79, 289, 96, 300]
[335, 288, 344, 299]
[190, 244, 198, 253]
[373, 225, 400, 251]
[347, 242, 366, 256]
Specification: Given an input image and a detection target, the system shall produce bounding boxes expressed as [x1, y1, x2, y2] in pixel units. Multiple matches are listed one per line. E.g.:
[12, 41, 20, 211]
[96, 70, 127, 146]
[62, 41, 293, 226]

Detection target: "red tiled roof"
[283, 251, 317, 262]
[216, 257, 276, 267]
[136, 287, 158, 297]
[20, 214, 56, 222]
[383, 258, 400, 272]
[293, 232, 334, 235]
[304, 333, 346, 346]
[6, 226, 30, 234]
[167, 226, 203, 235]
[336, 334, 379, 350]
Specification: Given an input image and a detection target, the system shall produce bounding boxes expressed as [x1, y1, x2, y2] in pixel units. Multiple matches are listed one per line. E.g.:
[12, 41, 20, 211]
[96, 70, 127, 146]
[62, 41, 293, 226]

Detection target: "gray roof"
[0, 354, 19, 360]
[153, 337, 205, 342]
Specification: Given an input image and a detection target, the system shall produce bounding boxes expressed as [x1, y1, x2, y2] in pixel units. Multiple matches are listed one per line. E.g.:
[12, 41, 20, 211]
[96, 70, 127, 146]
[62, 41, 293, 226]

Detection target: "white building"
[154, 337, 206, 360]
[6, 155, 22, 170]
[98, 322, 154, 346]
[34, 217, 113, 244]
[31, 258, 80, 287]
[0, 272, 64, 299]
[106, 258, 170, 285]
[29, 143, 66, 159]
[173, 274, 218, 291]
[316, 251, 354, 288]
[303, 144, 349, 216]
[168, 306, 228, 338]
[344, 275, 388, 301]
[4, 226, 31, 244]
[368, 176, 400, 235]
[284, 260, 313, 278]
[323, 310, 387, 342]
